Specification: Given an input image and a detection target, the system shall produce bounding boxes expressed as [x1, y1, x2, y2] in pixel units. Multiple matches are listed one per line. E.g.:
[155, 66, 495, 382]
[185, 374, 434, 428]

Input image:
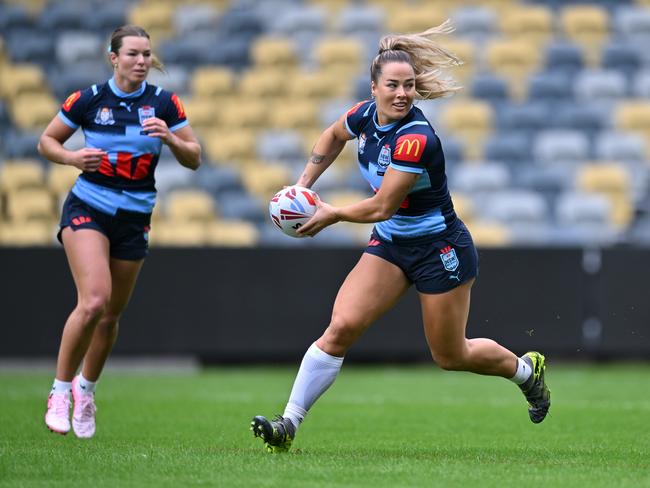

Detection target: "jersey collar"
[372, 105, 414, 133]
[108, 77, 147, 98]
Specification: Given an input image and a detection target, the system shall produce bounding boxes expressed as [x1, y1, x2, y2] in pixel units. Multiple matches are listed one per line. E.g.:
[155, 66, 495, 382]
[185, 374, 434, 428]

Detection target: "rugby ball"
[269, 185, 320, 237]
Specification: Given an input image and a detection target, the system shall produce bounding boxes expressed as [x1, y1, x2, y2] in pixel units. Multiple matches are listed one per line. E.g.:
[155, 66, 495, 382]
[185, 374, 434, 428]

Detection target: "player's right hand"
[67, 148, 106, 172]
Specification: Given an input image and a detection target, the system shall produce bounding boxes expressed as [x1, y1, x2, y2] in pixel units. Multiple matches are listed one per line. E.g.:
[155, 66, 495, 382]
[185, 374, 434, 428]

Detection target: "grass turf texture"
[1, 365, 649, 488]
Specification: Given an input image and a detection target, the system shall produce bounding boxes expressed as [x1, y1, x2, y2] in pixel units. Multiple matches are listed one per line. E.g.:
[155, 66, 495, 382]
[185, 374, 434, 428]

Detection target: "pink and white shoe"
[45, 392, 71, 434]
[71, 376, 97, 439]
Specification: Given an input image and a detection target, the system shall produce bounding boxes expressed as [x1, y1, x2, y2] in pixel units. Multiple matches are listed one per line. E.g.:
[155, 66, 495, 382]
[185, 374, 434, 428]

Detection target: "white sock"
[283, 343, 344, 430]
[76, 374, 97, 395]
[51, 379, 72, 395]
[510, 357, 532, 385]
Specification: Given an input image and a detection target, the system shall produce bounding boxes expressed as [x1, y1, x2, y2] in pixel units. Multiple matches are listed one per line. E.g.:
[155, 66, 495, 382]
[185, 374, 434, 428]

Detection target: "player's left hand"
[297, 201, 340, 237]
[142, 117, 173, 144]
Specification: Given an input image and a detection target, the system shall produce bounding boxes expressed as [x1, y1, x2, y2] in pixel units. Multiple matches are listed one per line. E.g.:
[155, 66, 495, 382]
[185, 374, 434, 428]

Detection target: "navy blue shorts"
[364, 220, 479, 294]
[58, 192, 151, 261]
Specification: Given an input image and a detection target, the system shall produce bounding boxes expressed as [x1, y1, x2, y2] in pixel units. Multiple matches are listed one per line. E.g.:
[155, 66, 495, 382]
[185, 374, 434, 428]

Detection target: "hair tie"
[107, 44, 112, 54]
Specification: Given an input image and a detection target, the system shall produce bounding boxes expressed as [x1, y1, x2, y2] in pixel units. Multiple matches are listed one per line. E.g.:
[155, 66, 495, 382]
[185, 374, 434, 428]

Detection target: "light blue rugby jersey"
[344, 100, 458, 241]
[58, 77, 188, 215]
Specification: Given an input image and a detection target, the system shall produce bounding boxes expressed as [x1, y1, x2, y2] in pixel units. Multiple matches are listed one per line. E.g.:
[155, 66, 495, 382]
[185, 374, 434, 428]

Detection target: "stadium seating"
[1, 0, 650, 248]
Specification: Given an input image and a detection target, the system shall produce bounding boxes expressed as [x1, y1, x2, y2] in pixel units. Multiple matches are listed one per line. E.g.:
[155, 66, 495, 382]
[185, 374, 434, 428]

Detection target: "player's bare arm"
[296, 114, 354, 188]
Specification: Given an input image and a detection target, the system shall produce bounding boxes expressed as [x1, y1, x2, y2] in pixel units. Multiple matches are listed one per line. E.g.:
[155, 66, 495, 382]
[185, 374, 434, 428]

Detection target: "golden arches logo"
[394, 134, 427, 162]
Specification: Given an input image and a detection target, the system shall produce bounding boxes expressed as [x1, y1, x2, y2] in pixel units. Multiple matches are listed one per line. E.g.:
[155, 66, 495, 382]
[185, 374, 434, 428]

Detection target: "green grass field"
[1, 364, 649, 487]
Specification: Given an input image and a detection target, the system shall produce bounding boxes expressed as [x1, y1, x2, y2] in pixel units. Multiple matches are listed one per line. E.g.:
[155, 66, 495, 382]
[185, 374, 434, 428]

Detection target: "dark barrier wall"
[0, 247, 648, 362]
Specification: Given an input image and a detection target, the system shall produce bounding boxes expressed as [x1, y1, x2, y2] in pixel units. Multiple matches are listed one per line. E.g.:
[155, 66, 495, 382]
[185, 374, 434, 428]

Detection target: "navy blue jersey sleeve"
[58, 87, 93, 129]
[344, 99, 374, 138]
[157, 89, 189, 132]
[390, 126, 440, 175]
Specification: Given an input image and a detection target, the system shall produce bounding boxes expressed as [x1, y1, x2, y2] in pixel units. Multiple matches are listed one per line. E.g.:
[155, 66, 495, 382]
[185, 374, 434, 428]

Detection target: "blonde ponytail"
[371, 20, 462, 100]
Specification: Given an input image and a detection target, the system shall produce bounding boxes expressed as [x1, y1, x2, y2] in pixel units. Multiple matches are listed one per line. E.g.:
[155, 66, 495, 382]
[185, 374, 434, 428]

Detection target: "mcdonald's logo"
[394, 134, 427, 163]
[62, 91, 81, 112]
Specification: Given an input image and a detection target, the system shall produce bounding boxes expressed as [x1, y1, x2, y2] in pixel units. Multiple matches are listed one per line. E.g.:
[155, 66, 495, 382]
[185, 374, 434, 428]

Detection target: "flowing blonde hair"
[371, 20, 462, 100]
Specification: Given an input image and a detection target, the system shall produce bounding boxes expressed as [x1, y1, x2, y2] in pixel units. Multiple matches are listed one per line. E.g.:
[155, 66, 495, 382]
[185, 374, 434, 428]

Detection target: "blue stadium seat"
[85, 4, 127, 33]
[37, 3, 94, 33]
[3, 130, 41, 159]
[552, 103, 609, 141]
[452, 7, 498, 44]
[5, 32, 54, 65]
[48, 63, 112, 100]
[533, 130, 590, 165]
[595, 131, 647, 164]
[470, 73, 510, 106]
[0, 5, 35, 38]
[574, 70, 627, 107]
[632, 70, 650, 98]
[257, 130, 306, 162]
[484, 131, 531, 166]
[544, 42, 585, 76]
[527, 71, 574, 105]
[215, 189, 267, 223]
[497, 102, 551, 138]
[601, 41, 642, 80]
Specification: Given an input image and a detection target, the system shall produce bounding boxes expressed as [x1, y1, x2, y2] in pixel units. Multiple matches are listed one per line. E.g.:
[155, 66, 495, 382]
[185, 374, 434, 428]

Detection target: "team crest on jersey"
[377, 144, 391, 169]
[439, 246, 459, 271]
[358, 133, 367, 154]
[94, 107, 115, 125]
[138, 106, 156, 124]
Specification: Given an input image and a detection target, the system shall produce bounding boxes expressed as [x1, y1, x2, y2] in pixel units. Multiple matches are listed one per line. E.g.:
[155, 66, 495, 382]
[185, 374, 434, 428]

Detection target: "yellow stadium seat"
[202, 129, 258, 163]
[0, 159, 45, 192]
[485, 40, 541, 99]
[6, 188, 56, 222]
[149, 221, 207, 246]
[0, 64, 48, 99]
[614, 103, 650, 156]
[270, 100, 319, 130]
[439, 38, 475, 87]
[241, 163, 292, 201]
[450, 192, 475, 223]
[385, 7, 448, 34]
[439, 101, 493, 160]
[289, 70, 340, 100]
[465, 221, 511, 247]
[10, 93, 59, 130]
[500, 6, 553, 47]
[206, 220, 259, 247]
[576, 164, 633, 227]
[191, 67, 235, 99]
[220, 100, 268, 130]
[182, 98, 222, 131]
[48, 164, 80, 198]
[165, 189, 217, 222]
[0, 221, 56, 246]
[314, 38, 365, 75]
[239, 68, 289, 100]
[560, 5, 609, 66]
[128, 3, 175, 42]
[251, 37, 299, 70]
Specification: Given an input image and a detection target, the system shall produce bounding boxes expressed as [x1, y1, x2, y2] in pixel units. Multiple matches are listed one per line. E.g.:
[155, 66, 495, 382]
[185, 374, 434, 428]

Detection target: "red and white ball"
[269, 185, 320, 238]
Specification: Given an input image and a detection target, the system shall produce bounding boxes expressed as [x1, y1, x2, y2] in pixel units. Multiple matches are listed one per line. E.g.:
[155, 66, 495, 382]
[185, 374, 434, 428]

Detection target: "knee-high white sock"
[283, 343, 344, 430]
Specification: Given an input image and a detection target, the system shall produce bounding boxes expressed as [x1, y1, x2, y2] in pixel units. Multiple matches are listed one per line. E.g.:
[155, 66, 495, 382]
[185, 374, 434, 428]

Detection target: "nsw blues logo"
[138, 105, 155, 124]
[376, 144, 391, 175]
[94, 107, 115, 125]
[439, 245, 459, 272]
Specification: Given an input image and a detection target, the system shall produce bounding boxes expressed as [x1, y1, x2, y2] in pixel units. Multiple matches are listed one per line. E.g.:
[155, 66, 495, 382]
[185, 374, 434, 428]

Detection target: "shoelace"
[75, 395, 96, 419]
[49, 395, 70, 416]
